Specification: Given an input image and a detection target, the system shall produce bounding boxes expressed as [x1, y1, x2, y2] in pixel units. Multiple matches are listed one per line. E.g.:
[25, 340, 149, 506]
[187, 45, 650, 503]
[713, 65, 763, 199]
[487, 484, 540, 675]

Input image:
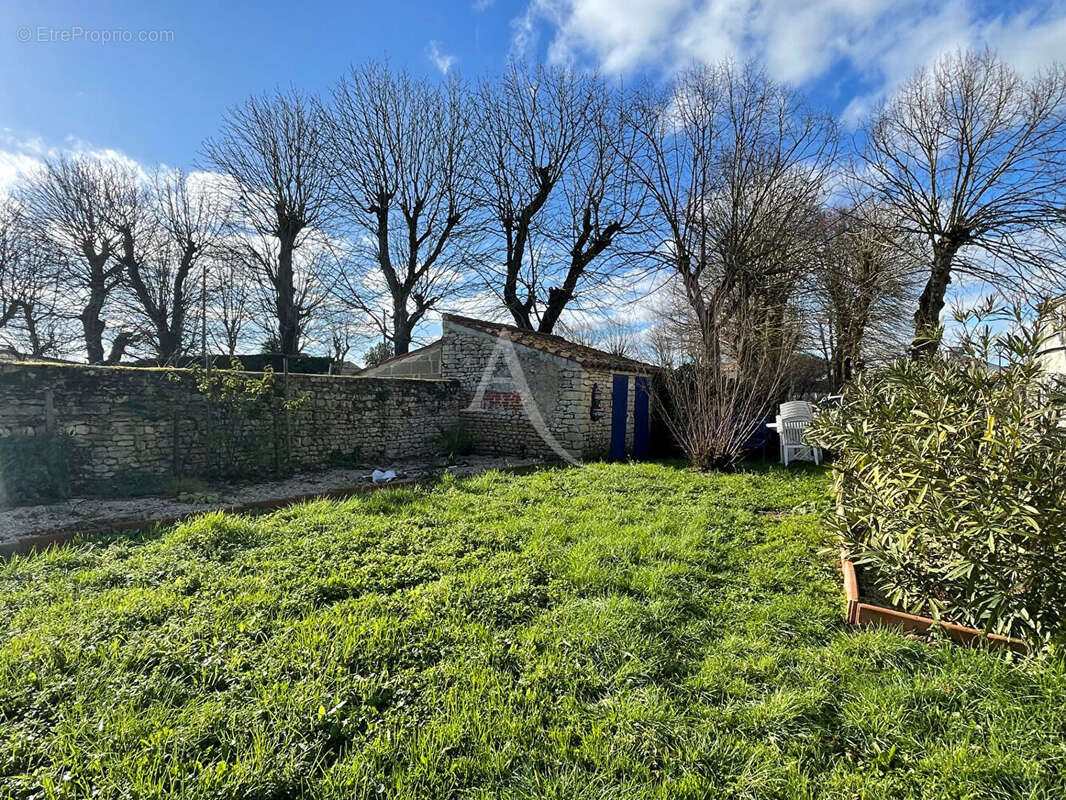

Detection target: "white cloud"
[0, 131, 54, 194]
[427, 40, 457, 74]
[977, 6, 1066, 75]
[0, 131, 165, 197]
[0, 150, 44, 196]
[536, 0, 690, 72]
[510, 5, 539, 60]
[517, 0, 1066, 123]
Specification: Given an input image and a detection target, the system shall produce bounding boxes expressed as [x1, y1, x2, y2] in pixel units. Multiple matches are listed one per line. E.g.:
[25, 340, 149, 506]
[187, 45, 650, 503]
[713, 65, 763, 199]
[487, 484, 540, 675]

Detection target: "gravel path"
[0, 456, 548, 551]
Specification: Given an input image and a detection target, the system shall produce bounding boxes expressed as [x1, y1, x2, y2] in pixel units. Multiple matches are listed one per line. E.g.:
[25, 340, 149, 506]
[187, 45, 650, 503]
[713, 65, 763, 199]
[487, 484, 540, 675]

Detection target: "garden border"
[0, 462, 558, 559]
[840, 549, 1029, 654]
[0, 482, 421, 559]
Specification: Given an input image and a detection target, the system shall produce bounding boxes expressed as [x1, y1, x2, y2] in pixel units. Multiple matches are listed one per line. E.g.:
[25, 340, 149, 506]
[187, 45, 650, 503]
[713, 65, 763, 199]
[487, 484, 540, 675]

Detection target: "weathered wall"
[0, 363, 461, 491]
[362, 341, 442, 379]
[582, 368, 639, 460]
[440, 321, 588, 459]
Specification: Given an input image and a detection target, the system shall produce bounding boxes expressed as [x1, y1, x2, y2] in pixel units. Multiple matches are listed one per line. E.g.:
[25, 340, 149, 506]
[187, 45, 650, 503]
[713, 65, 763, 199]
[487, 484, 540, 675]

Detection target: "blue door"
[633, 376, 650, 459]
[609, 374, 628, 461]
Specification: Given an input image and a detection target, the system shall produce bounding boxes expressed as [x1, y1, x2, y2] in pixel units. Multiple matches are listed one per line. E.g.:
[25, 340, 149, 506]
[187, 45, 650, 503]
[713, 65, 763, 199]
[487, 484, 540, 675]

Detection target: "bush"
[182, 358, 308, 479]
[0, 432, 73, 507]
[809, 308, 1066, 649]
[363, 341, 394, 369]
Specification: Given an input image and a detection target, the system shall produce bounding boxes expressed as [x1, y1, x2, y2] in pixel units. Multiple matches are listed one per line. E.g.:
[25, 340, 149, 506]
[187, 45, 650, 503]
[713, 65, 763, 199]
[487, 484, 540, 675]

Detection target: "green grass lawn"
[1, 463, 1064, 799]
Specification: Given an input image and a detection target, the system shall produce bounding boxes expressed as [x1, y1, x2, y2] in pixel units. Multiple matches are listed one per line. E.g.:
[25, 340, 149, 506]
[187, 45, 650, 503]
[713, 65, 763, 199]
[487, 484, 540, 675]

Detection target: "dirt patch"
[0, 456, 549, 552]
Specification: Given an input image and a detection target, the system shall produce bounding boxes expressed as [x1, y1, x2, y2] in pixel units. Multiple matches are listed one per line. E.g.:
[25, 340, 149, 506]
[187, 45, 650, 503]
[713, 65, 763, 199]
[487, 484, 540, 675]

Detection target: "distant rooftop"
[442, 314, 652, 372]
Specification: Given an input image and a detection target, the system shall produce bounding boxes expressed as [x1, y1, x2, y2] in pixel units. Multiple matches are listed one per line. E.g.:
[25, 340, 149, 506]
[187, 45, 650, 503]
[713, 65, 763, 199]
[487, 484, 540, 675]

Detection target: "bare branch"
[325, 63, 479, 354]
[204, 88, 335, 354]
[856, 48, 1066, 357]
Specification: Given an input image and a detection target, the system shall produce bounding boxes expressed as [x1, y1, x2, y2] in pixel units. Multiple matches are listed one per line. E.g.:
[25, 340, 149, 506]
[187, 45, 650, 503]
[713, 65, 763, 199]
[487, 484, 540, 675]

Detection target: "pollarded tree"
[19, 154, 131, 363]
[0, 198, 30, 333]
[858, 48, 1066, 358]
[0, 197, 70, 357]
[204, 89, 335, 355]
[475, 63, 644, 333]
[206, 248, 254, 357]
[326, 63, 479, 355]
[106, 169, 227, 364]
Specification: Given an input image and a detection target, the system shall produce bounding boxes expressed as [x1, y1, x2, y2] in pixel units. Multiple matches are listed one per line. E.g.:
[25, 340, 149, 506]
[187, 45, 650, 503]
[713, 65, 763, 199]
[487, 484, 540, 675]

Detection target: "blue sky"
[0, 0, 519, 171]
[0, 0, 1063, 357]
[2, 0, 1065, 180]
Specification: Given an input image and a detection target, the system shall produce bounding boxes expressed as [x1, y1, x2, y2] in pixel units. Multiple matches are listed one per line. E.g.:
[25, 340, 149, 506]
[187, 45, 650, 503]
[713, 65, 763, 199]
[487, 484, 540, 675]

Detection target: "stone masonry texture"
[0, 362, 461, 491]
[439, 321, 644, 461]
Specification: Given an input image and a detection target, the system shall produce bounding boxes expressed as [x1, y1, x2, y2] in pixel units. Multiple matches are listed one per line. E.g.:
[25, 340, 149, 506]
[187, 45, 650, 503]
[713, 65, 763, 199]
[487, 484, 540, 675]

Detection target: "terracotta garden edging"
[840, 549, 1029, 654]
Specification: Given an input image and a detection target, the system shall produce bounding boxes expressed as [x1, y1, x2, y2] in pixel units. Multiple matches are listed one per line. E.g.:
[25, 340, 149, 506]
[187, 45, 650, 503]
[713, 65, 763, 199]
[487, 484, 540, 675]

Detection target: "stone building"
[0, 315, 654, 501]
[363, 314, 654, 461]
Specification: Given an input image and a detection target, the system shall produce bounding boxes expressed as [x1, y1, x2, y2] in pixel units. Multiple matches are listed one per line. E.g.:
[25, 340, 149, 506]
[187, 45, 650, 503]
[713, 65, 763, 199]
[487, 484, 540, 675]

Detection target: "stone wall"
[440, 321, 588, 460]
[582, 368, 639, 460]
[0, 362, 460, 491]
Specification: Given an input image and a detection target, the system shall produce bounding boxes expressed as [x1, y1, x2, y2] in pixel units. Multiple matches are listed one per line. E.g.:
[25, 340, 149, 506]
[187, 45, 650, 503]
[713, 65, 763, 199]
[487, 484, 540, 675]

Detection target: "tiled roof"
[442, 313, 653, 372]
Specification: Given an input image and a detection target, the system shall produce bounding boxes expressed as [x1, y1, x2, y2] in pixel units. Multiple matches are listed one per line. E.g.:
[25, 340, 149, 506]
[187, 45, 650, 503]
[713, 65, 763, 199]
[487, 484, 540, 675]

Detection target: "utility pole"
[201, 257, 209, 375]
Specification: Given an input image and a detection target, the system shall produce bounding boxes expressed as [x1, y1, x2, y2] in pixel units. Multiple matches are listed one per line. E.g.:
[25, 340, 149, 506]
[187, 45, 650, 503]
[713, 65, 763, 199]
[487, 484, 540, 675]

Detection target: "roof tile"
[442, 314, 652, 372]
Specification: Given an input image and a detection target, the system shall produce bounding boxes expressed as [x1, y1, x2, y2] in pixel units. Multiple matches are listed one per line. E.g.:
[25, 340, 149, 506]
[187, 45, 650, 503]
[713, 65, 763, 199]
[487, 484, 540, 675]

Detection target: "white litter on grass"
[370, 469, 397, 483]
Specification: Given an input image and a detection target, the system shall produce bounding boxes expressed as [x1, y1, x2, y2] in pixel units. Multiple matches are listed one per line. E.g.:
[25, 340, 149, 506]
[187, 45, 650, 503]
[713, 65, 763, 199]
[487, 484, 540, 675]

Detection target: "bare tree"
[204, 88, 335, 355]
[558, 316, 640, 358]
[19, 155, 131, 363]
[326, 63, 479, 355]
[857, 48, 1066, 358]
[475, 64, 643, 333]
[810, 203, 919, 389]
[207, 248, 254, 357]
[0, 198, 29, 333]
[0, 198, 71, 357]
[630, 61, 835, 468]
[106, 169, 227, 364]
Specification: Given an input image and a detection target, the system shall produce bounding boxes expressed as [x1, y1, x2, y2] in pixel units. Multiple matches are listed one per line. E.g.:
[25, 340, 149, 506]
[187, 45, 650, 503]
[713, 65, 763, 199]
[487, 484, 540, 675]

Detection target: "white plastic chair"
[779, 400, 816, 420]
[778, 416, 821, 466]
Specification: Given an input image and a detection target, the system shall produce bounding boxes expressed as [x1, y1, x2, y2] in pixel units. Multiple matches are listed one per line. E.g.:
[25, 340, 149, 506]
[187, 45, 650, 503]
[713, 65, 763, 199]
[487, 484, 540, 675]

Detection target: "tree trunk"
[81, 251, 112, 364]
[392, 300, 413, 356]
[831, 348, 852, 392]
[105, 332, 133, 364]
[81, 301, 106, 364]
[910, 243, 956, 360]
[22, 303, 42, 357]
[502, 169, 555, 331]
[157, 327, 181, 365]
[0, 301, 19, 330]
[275, 233, 300, 355]
[537, 287, 571, 334]
[502, 262, 535, 330]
